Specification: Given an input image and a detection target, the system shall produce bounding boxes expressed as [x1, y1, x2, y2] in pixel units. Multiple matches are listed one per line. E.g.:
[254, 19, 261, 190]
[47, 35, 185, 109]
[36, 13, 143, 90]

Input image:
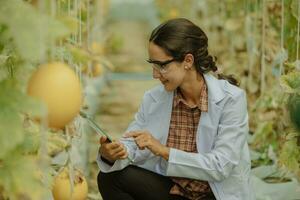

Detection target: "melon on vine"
[52, 167, 88, 200]
[27, 62, 82, 129]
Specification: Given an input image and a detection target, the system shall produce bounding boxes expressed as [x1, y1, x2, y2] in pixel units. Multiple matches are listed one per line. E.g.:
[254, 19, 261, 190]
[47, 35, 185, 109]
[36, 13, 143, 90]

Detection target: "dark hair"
[149, 18, 239, 86]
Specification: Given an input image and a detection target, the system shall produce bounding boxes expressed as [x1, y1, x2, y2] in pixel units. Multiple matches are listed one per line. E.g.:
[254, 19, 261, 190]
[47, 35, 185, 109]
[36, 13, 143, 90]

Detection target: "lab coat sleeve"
[97, 92, 152, 172]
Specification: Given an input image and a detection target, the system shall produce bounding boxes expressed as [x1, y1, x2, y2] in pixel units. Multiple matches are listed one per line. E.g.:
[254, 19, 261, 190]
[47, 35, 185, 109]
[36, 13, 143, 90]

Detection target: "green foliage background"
[0, 0, 299, 199]
[155, 0, 300, 180]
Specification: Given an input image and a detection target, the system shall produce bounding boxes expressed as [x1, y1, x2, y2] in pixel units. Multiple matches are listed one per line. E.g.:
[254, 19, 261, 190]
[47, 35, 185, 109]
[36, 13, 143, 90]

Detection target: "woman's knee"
[97, 171, 114, 192]
[97, 166, 143, 193]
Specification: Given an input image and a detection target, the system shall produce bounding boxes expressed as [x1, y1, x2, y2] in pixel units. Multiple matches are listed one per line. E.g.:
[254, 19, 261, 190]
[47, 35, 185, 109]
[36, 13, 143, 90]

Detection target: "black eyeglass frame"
[146, 58, 178, 72]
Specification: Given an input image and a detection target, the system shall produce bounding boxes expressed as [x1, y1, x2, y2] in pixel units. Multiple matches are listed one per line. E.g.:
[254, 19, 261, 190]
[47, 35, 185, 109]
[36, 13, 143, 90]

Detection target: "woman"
[97, 18, 254, 200]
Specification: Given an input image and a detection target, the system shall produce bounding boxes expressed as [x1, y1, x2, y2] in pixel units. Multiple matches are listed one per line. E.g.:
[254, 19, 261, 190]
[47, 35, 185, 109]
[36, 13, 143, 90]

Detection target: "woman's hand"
[124, 130, 170, 160]
[99, 136, 128, 163]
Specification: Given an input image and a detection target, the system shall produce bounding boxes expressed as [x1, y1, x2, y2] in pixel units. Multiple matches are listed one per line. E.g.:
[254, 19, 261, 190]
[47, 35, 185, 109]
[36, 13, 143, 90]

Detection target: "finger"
[99, 136, 108, 144]
[135, 139, 148, 150]
[135, 135, 148, 144]
[107, 141, 124, 150]
[123, 131, 142, 138]
[107, 141, 122, 150]
[119, 152, 128, 159]
[111, 145, 125, 155]
[136, 144, 145, 150]
[115, 149, 128, 158]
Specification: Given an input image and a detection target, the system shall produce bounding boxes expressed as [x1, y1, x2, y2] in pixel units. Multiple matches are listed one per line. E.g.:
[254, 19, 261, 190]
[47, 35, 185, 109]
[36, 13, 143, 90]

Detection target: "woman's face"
[148, 42, 186, 91]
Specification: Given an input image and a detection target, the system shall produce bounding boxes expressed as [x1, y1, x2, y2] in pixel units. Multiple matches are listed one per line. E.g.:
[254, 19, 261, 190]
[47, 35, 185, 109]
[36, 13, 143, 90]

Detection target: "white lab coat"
[97, 73, 255, 200]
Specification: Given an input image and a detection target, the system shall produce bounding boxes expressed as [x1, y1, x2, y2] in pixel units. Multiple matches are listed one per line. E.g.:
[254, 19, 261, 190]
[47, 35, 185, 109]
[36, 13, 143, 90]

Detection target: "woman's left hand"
[124, 130, 170, 160]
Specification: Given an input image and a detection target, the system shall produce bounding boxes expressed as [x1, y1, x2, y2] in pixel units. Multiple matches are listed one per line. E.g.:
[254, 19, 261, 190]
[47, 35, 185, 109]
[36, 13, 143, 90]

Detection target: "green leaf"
[287, 94, 300, 132]
[280, 71, 300, 94]
[67, 45, 92, 65]
[284, 60, 300, 71]
[0, 107, 23, 159]
[0, 54, 9, 66]
[278, 139, 300, 175]
[252, 122, 276, 149]
[21, 123, 40, 154]
[0, 0, 70, 62]
[291, 0, 300, 21]
[56, 15, 79, 35]
[0, 80, 46, 158]
[0, 150, 47, 199]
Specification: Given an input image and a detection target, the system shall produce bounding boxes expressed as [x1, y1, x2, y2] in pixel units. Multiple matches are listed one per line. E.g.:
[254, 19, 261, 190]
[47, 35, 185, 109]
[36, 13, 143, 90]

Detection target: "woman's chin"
[163, 84, 175, 92]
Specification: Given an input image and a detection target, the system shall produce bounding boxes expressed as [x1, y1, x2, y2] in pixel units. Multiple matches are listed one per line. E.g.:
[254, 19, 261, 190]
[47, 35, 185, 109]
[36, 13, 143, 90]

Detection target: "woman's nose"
[152, 68, 161, 79]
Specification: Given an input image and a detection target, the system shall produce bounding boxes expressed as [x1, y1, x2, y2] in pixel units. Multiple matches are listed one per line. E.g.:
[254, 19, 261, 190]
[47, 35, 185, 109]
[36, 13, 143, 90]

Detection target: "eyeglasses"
[146, 58, 177, 73]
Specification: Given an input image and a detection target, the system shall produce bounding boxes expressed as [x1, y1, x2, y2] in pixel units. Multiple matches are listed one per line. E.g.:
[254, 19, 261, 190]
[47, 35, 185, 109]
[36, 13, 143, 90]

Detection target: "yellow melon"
[27, 62, 82, 129]
[52, 167, 88, 200]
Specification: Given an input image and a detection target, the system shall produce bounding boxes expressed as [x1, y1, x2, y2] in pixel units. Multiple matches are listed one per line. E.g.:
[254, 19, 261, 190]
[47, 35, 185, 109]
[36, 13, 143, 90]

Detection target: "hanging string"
[57, 0, 64, 61]
[65, 125, 75, 197]
[78, 0, 82, 83]
[260, 0, 266, 95]
[74, 0, 78, 43]
[245, 0, 255, 91]
[67, 0, 72, 65]
[86, 0, 92, 78]
[50, 0, 56, 60]
[87, 0, 90, 51]
[68, 0, 71, 15]
[78, 0, 82, 46]
[255, 0, 259, 34]
[279, 0, 285, 75]
[73, 0, 79, 78]
[37, 0, 46, 63]
[296, 0, 300, 68]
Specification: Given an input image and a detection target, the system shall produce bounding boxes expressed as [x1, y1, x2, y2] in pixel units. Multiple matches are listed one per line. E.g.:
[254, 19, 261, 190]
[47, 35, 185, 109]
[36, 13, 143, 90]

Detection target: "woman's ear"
[183, 53, 194, 69]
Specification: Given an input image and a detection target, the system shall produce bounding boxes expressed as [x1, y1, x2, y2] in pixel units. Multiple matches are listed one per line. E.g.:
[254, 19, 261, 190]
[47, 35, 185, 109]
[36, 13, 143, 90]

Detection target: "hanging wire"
[260, 0, 266, 95]
[279, 0, 285, 75]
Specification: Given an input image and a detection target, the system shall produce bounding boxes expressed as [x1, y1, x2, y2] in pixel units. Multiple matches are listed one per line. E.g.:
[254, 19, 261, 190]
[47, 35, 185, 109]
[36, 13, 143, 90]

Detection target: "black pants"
[97, 165, 215, 200]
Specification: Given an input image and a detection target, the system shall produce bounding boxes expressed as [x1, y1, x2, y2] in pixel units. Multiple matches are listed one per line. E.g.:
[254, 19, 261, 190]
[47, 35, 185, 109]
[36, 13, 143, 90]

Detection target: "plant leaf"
[0, 0, 70, 62]
[0, 80, 45, 158]
[280, 71, 300, 94]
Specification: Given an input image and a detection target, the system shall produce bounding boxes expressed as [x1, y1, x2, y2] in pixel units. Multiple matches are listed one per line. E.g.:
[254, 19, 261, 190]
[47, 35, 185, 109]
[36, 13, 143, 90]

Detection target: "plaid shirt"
[166, 78, 214, 200]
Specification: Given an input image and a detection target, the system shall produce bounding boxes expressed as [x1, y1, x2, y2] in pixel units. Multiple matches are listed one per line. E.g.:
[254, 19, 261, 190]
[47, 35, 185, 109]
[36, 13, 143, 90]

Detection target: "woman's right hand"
[99, 136, 128, 163]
